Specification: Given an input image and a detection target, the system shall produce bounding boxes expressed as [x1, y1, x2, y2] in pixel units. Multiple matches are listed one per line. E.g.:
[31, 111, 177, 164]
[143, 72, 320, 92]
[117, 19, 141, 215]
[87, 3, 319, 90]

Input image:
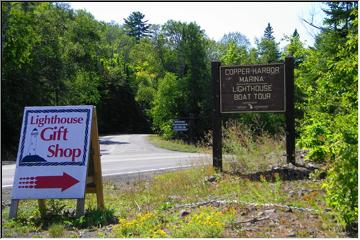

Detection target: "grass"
[222, 120, 286, 173]
[149, 121, 286, 174]
[147, 135, 209, 153]
[48, 223, 65, 238]
[2, 166, 345, 238]
[1, 124, 346, 238]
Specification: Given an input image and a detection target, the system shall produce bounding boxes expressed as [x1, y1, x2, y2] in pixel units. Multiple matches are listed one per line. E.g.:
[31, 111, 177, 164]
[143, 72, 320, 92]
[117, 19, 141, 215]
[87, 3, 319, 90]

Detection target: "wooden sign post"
[9, 105, 104, 219]
[212, 61, 222, 172]
[212, 56, 295, 171]
[285, 56, 295, 164]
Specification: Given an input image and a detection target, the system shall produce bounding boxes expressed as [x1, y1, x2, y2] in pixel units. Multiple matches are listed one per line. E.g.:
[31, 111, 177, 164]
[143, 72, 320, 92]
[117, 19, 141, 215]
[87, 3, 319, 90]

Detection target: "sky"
[69, 2, 326, 48]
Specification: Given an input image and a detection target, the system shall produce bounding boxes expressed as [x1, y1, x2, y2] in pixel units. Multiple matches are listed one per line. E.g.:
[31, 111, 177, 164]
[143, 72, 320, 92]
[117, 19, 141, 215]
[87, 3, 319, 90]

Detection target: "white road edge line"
[102, 164, 193, 177]
[2, 164, 195, 189]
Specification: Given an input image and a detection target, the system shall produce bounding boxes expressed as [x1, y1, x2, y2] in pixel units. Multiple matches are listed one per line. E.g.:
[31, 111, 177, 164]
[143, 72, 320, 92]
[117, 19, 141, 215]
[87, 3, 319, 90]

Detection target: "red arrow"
[33, 172, 79, 191]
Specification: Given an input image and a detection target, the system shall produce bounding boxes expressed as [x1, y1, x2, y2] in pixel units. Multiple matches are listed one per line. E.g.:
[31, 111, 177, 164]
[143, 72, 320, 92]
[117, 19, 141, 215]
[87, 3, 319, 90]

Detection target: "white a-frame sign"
[9, 105, 104, 218]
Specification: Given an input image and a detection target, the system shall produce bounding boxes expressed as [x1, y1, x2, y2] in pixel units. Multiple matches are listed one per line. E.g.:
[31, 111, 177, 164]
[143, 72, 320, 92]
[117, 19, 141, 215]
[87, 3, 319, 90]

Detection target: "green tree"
[1, 2, 71, 157]
[256, 23, 281, 63]
[219, 32, 250, 65]
[298, 4, 358, 228]
[124, 11, 151, 42]
[282, 29, 306, 66]
[323, 2, 357, 33]
[282, 29, 308, 130]
[263, 23, 275, 40]
[151, 72, 184, 138]
[220, 32, 250, 48]
[160, 20, 211, 141]
[96, 23, 150, 134]
[220, 42, 248, 65]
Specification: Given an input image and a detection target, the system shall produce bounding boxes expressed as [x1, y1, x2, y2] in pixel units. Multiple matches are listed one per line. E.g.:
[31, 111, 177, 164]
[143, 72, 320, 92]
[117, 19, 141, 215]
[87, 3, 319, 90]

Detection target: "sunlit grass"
[1, 166, 343, 238]
[2, 129, 345, 238]
[147, 135, 209, 153]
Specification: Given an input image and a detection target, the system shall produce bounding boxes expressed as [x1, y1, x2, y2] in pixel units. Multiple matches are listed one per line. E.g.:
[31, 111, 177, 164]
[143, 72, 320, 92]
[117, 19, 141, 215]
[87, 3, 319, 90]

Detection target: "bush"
[323, 144, 358, 227]
[150, 72, 184, 139]
[297, 8, 358, 228]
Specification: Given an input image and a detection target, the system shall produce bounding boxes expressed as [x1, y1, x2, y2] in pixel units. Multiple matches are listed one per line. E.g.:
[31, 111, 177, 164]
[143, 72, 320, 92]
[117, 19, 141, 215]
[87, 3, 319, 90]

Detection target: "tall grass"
[222, 120, 285, 173]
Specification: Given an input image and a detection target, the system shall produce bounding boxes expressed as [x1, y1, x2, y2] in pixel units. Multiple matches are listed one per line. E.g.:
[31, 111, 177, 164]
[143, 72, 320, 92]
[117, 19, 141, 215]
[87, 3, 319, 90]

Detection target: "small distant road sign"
[172, 120, 188, 132]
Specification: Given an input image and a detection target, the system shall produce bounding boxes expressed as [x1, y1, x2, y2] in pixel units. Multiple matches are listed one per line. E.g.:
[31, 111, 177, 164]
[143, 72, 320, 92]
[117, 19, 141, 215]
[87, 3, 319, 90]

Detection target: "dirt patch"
[223, 204, 343, 238]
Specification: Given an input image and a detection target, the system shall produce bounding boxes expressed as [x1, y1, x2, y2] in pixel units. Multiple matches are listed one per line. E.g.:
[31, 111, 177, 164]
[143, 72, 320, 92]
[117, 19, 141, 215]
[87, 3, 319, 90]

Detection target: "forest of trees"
[1, 2, 357, 229]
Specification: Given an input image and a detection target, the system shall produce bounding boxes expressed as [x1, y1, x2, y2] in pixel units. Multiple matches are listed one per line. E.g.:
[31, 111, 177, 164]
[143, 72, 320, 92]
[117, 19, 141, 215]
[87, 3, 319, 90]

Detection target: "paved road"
[2, 134, 211, 188]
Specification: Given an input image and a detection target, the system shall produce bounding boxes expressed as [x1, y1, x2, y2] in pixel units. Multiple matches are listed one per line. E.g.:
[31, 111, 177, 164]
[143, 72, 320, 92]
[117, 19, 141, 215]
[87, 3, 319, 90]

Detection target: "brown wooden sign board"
[212, 57, 295, 172]
[9, 106, 104, 219]
[220, 63, 285, 113]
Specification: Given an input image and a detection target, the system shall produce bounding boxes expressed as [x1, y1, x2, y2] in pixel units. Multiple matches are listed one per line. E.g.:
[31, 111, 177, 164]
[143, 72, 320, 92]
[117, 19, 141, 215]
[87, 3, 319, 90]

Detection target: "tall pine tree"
[256, 23, 280, 63]
[123, 11, 150, 42]
[263, 23, 275, 40]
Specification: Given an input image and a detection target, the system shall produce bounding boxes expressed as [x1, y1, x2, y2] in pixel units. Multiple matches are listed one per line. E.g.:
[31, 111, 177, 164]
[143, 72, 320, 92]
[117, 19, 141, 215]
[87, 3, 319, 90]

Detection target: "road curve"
[2, 134, 211, 188]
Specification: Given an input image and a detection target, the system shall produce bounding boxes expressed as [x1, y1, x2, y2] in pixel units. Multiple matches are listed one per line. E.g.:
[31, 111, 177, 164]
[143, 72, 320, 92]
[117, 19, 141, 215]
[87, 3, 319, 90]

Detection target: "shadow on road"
[100, 140, 129, 145]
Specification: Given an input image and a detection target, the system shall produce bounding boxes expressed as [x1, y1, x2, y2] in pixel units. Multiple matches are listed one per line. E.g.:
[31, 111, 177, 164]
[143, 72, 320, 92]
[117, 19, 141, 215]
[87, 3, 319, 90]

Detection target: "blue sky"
[69, 2, 326, 48]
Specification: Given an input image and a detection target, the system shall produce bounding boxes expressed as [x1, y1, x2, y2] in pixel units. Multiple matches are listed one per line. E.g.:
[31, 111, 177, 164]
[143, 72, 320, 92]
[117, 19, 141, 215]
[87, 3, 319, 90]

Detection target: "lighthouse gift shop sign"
[12, 105, 93, 199]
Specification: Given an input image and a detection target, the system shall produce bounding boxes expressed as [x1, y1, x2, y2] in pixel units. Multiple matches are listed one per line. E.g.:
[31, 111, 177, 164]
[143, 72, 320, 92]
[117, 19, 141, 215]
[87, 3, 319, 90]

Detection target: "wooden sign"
[220, 63, 285, 113]
[9, 105, 104, 218]
[212, 57, 295, 172]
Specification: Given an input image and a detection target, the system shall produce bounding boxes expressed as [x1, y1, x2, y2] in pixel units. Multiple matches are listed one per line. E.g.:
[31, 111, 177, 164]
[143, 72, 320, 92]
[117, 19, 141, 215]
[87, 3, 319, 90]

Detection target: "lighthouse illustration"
[21, 128, 46, 163]
[27, 128, 38, 156]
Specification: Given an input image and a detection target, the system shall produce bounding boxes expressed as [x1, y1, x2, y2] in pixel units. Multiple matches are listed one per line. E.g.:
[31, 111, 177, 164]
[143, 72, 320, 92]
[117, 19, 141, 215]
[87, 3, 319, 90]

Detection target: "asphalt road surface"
[2, 134, 211, 189]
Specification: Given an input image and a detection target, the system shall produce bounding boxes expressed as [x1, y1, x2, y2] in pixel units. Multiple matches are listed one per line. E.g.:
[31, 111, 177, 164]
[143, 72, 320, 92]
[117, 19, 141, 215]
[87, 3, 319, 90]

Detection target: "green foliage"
[256, 23, 280, 63]
[323, 2, 358, 32]
[298, 6, 358, 227]
[323, 143, 358, 226]
[124, 11, 151, 42]
[67, 69, 101, 105]
[263, 23, 275, 40]
[2, 166, 346, 238]
[72, 207, 116, 228]
[157, 20, 211, 141]
[170, 206, 236, 238]
[112, 212, 168, 238]
[220, 31, 250, 48]
[1, 2, 67, 156]
[48, 223, 65, 238]
[1, 3, 357, 231]
[220, 42, 248, 65]
[151, 72, 183, 138]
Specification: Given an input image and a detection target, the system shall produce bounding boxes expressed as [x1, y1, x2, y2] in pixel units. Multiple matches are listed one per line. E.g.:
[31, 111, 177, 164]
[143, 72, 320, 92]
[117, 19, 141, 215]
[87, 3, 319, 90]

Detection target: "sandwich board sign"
[9, 105, 104, 218]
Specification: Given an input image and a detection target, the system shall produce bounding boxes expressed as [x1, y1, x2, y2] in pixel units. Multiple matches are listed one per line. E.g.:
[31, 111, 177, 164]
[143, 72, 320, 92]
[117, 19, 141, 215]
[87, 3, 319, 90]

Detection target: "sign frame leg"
[76, 198, 85, 216]
[90, 107, 104, 209]
[212, 61, 223, 172]
[9, 199, 19, 219]
[285, 56, 295, 164]
[38, 199, 47, 217]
